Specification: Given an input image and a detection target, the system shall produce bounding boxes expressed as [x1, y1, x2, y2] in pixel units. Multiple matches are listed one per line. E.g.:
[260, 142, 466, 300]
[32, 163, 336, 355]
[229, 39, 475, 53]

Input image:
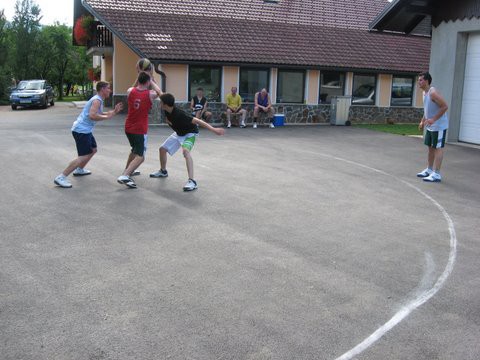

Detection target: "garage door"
[459, 33, 480, 144]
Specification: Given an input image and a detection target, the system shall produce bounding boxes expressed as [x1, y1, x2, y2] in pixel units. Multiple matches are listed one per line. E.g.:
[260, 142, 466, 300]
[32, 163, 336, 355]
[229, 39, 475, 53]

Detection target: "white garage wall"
[430, 18, 480, 142]
[459, 33, 480, 144]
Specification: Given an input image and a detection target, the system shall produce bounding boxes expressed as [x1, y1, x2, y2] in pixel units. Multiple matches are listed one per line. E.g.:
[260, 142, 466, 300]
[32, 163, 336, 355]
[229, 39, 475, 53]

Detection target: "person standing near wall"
[417, 71, 449, 182]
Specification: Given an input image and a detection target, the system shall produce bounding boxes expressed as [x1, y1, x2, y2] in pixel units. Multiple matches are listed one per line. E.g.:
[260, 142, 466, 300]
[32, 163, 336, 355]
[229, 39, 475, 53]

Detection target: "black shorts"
[72, 131, 97, 156]
[126, 132, 147, 156]
[424, 129, 447, 149]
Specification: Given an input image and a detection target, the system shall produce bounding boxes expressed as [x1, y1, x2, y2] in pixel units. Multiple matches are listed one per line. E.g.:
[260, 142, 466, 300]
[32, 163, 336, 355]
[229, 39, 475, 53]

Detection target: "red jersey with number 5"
[125, 87, 152, 134]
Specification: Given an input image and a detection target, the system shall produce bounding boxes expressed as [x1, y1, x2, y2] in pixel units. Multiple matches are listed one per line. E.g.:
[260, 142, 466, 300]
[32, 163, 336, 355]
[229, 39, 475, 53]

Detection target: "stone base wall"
[348, 105, 423, 124]
[113, 95, 422, 125]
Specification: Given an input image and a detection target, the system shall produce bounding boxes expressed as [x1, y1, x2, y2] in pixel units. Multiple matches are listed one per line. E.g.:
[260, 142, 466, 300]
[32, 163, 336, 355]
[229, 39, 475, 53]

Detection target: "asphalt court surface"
[1, 103, 479, 360]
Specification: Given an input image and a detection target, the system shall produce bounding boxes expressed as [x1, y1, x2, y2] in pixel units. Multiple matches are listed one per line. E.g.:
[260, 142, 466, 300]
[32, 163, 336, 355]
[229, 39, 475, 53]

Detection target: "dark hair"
[419, 71, 432, 85]
[137, 71, 151, 85]
[160, 93, 175, 107]
[96, 81, 109, 92]
[196, 87, 204, 91]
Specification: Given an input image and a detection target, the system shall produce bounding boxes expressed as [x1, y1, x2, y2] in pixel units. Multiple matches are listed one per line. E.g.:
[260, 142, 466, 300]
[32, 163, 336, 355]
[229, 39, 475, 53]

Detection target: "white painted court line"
[303, 152, 457, 360]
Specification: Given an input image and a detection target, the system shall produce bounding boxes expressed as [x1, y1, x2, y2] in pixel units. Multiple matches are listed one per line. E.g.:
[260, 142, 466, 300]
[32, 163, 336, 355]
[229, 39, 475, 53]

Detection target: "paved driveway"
[1, 103, 479, 360]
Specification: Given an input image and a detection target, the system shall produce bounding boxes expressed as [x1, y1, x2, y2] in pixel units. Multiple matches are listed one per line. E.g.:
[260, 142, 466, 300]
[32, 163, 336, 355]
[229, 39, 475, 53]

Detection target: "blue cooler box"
[273, 114, 285, 126]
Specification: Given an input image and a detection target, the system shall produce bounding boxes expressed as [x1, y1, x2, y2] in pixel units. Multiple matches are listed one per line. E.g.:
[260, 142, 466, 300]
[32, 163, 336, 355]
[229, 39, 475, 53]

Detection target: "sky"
[1, 0, 74, 26]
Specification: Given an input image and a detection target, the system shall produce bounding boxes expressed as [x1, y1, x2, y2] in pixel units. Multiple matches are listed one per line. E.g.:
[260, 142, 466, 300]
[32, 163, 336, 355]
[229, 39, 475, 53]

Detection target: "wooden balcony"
[87, 22, 113, 56]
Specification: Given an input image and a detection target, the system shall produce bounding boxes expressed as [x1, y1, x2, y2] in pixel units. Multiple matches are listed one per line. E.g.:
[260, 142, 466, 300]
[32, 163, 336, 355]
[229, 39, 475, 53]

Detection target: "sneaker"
[150, 169, 168, 178]
[117, 175, 137, 188]
[240, 122, 246, 128]
[227, 122, 231, 128]
[253, 123, 257, 129]
[269, 123, 275, 128]
[416, 168, 432, 178]
[54, 175, 72, 188]
[72, 168, 91, 176]
[131, 170, 141, 176]
[423, 172, 442, 182]
[183, 179, 198, 192]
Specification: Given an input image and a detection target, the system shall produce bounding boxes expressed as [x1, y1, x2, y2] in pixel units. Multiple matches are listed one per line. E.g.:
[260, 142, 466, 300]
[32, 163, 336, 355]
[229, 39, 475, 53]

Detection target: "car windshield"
[17, 81, 44, 90]
[353, 84, 373, 97]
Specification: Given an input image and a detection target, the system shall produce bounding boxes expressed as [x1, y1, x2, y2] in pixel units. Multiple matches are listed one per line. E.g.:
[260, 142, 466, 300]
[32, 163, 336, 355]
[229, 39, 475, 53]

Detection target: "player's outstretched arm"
[89, 100, 123, 121]
[192, 117, 225, 136]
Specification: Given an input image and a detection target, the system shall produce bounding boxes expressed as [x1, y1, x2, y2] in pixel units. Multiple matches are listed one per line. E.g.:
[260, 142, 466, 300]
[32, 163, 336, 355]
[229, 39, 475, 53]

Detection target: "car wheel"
[50, 98, 54, 106]
[41, 99, 48, 109]
[11, 104, 17, 110]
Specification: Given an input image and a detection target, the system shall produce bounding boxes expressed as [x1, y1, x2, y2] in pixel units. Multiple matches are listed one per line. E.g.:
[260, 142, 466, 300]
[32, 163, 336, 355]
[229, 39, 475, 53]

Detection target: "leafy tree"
[64, 45, 91, 96]
[11, 0, 42, 81]
[42, 24, 72, 99]
[0, 9, 13, 101]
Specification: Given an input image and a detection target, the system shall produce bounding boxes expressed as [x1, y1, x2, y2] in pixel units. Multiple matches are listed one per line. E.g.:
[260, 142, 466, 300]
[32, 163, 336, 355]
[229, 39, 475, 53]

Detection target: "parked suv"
[10, 80, 55, 110]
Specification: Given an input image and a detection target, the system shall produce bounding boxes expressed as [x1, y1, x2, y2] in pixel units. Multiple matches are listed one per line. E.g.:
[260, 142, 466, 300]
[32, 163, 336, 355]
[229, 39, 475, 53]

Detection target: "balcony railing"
[87, 22, 113, 49]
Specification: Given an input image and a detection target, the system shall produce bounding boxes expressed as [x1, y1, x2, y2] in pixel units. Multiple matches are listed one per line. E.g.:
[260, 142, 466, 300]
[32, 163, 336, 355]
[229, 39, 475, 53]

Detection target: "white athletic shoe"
[54, 175, 72, 188]
[72, 167, 91, 176]
[269, 123, 275, 128]
[416, 168, 432, 178]
[131, 170, 141, 176]
[423, 172, 442, 182]
[117, 175, 137, 188]
[227, 122, 231, 128]
[150, 169, 168, 178]
[183, 179, 198, 192]
[253, 123, 258, 129]
[240, 121, 246, 128]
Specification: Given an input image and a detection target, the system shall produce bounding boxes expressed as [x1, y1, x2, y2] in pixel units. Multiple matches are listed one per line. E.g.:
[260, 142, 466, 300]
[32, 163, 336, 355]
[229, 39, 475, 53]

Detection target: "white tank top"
[424, 87, 448, 131]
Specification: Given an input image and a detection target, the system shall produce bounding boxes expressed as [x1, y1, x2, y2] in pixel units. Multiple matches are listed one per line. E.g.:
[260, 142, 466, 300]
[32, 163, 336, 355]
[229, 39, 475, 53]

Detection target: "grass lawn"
[354, 124, 422, 136]
[55, 95, 86, 102]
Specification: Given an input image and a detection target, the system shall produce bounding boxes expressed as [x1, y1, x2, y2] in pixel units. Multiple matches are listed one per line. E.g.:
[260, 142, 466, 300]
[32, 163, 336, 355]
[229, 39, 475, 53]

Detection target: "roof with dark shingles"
[83, 0, 431, 73]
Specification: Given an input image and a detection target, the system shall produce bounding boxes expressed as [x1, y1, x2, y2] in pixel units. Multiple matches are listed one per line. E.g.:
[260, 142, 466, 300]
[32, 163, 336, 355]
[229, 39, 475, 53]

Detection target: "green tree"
[64, 45, 91, 97]
[11, 0, 42, 80]
[0, 9, 13, 101]
[42, 24, 72, 99]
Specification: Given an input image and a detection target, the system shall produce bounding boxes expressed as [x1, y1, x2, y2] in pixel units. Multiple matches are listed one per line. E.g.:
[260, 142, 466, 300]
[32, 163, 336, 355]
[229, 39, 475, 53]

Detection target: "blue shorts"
[72, 131, 97, 156]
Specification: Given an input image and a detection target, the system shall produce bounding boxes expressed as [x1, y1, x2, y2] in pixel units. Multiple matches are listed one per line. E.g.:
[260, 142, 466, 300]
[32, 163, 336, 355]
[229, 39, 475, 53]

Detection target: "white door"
[459, 33, 480, 144]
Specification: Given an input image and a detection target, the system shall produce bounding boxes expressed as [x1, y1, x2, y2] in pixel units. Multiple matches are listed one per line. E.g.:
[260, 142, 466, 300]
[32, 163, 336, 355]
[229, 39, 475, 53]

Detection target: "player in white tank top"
[417, 72, 449, 183]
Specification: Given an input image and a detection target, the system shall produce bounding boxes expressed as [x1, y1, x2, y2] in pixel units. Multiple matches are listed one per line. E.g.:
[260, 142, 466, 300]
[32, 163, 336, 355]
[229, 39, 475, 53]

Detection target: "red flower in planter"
[74, 15, 95, 45]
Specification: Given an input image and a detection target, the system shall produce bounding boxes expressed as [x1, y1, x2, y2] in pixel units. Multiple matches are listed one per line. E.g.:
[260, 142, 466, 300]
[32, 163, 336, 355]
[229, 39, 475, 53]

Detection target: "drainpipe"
[153, 62, 166, 93]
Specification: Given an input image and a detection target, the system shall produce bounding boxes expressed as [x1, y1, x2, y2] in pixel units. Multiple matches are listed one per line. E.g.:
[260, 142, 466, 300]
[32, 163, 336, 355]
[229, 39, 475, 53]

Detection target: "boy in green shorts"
[150, 93, 224, 191]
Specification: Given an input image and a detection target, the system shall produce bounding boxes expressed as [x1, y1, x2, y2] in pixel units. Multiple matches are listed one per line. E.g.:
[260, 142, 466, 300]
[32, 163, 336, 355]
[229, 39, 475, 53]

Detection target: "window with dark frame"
[277, 69, 305, 103]
[319, 71, 345, 104]
[239, 68, 270, 102]
[352, 74, 377, 105]
[391, 76, 414, 106]
[188, 66, 222, 102]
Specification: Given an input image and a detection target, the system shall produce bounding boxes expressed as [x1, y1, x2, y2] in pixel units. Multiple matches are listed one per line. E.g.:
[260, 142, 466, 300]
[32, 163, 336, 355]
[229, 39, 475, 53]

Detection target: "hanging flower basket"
[74, 15, 95, 45]
[87, 66, 101, 82]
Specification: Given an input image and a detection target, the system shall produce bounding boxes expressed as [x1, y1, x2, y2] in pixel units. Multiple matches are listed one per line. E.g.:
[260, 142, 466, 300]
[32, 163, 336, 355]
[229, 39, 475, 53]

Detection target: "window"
[189, 66, 221, 102]
[352, 74, 377, 105]
[391, 76, 414, 106]
[239, 68, 270, 102]
[319, 71, 345, 103]
[277, 69, 305, 103]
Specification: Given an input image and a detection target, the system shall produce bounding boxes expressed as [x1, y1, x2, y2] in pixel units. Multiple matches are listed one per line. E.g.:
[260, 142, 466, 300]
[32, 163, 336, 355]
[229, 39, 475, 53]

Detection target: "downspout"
[153, 62, 166, 93]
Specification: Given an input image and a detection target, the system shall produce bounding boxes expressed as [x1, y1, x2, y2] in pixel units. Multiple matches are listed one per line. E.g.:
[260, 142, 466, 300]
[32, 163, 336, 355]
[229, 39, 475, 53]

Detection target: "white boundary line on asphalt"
[312, 154, 458, 360]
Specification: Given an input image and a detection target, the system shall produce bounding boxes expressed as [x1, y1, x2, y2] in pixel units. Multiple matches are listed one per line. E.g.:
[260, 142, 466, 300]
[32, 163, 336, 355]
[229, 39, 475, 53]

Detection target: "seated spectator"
[190, 87, 212, 122]
[226, 86, 247, 128]
[254, 88, 275, 128]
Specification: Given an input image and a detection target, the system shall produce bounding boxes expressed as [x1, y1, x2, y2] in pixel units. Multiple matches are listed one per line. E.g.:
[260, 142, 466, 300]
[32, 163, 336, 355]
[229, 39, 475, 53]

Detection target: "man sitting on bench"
[226, 86, 247, 128]
[254, 88, 275, 128]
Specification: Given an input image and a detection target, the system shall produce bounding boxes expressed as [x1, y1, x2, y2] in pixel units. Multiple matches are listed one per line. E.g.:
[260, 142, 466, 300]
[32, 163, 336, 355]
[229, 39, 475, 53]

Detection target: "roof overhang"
[370, 0, 435, 34]
[80, 0, 146, 58]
